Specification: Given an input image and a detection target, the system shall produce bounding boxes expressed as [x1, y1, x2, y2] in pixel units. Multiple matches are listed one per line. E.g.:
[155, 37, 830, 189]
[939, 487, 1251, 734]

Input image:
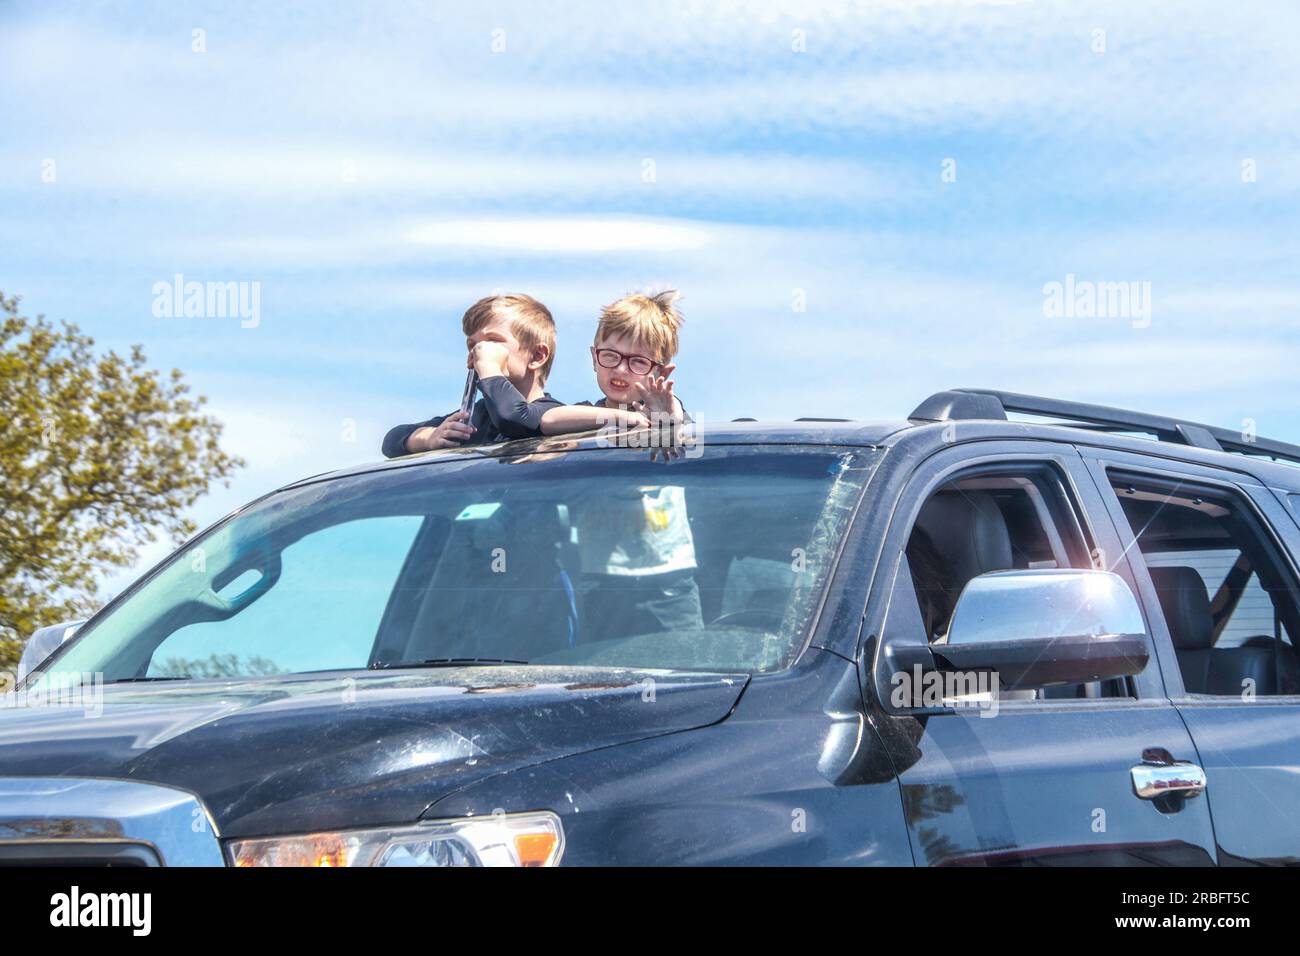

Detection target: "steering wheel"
[709, 609, 784, 630]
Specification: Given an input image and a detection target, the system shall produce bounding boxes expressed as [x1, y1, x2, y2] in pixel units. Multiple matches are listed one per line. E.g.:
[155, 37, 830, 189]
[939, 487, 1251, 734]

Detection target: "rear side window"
[1109, 474, 1300, 697]
[1140, 548, 1291, 650]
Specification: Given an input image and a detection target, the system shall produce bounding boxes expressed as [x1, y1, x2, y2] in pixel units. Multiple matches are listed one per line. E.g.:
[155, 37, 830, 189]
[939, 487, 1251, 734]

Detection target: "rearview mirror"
[935, 568, 1149, 690]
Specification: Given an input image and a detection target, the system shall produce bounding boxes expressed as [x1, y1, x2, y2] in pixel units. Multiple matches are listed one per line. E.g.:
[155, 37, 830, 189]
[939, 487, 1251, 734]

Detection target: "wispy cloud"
[3, 0, 1300, 592]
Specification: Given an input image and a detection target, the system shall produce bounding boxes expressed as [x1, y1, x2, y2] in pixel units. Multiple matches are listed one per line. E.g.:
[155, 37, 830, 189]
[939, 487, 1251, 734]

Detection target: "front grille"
[0, 841, 160, 866]
[0, 778, 226, 866]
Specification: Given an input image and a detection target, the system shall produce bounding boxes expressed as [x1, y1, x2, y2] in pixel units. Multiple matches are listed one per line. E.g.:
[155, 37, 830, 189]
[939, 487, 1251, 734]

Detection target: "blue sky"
[2, 0, 1299, 592]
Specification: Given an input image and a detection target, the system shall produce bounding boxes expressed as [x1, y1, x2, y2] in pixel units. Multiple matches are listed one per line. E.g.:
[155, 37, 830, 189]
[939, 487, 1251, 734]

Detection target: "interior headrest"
[1147, 566, 1213, 650]
[914, 490, 1013, 587]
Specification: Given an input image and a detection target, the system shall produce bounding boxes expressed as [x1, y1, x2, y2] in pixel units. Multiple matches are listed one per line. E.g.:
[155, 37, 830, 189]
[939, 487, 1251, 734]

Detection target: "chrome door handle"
[1131, 750, 1206, 801]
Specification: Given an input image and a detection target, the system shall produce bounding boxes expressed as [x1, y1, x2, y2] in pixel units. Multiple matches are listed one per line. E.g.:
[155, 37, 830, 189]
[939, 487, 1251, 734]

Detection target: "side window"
[1109, 473, 1300, 697]
[901, 465, 1130, 700]
[1141, 549, 1292, 650]
[149, 515, 424, 677]
[906, 469, 1092, 643]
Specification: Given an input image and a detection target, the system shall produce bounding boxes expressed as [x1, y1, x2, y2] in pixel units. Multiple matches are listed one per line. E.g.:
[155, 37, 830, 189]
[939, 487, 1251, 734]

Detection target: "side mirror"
[15, 620, 86, 684]
[934, 569, 1149, 690]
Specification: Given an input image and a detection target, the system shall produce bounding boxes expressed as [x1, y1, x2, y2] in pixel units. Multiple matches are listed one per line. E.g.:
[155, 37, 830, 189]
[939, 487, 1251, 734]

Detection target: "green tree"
[0, 292, 243, 669]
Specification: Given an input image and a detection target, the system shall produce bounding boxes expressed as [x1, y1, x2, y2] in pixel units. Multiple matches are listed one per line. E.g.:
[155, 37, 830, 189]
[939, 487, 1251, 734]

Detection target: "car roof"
[279, 420, 911, 490]
[277, 390, 1300, 495]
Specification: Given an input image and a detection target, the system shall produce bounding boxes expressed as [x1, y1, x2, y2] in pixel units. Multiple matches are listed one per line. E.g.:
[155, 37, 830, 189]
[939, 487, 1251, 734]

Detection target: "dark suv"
[5, 388, 1300, 866]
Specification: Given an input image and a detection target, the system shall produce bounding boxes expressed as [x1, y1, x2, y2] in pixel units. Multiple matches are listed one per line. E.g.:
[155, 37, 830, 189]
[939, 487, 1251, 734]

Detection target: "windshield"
[39, 445, 879, 682]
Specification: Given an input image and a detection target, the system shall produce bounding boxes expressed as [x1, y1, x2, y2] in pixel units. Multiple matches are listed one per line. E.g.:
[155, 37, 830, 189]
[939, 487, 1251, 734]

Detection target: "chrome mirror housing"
[15, 620, 86, 684]
[933, 569, 1150, 690]
[946, 568, 1147, 646]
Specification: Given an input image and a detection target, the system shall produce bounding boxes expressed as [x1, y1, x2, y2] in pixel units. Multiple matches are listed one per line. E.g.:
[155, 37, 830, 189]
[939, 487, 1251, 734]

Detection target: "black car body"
[5, 388, 1300, 866]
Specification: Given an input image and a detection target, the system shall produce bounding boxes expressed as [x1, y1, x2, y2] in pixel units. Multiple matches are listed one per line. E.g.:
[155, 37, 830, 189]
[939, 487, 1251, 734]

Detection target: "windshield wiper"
[369, 657, 530, 670]
[101, 676, 188, 684]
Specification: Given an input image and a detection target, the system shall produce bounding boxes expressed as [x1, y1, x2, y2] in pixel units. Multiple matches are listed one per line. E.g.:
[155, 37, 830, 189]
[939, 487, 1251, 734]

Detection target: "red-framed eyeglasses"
[591, 346, 662, 376]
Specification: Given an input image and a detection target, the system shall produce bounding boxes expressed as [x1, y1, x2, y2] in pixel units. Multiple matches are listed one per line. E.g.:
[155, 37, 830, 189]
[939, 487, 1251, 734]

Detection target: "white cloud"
[5, 3, 1299, 152]
[405, 216, 716, 254]
[6, 0, 1300, 593]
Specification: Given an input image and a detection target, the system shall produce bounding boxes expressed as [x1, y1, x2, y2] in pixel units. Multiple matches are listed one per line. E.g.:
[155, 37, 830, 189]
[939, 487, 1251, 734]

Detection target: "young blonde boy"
[548, 291, 703, 641]
[382, 294, 565, 457]
[540, 290, 689, 438]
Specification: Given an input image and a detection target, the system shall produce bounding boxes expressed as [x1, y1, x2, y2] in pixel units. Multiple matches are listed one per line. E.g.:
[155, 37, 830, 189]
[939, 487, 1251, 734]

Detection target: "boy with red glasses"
[543, 290, 703, 641]
[541, 289, 689, 437]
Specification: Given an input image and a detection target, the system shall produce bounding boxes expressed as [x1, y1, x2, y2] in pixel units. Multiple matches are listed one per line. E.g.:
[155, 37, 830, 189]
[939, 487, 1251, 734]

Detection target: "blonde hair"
[462, 293, 557, 382]
[594, 290, 684, 364]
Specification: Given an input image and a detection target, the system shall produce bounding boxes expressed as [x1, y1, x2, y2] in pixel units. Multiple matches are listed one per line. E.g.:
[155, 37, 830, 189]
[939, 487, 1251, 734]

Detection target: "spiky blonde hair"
[594, 290, 684, 364]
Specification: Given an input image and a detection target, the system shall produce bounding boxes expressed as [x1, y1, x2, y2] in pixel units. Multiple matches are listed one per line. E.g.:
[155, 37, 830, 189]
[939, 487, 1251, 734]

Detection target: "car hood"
[0, 665, 746, 838]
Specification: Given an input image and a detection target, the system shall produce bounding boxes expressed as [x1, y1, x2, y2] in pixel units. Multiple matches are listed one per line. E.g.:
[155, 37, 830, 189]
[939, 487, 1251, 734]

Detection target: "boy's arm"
[381, 410, 474, 457]
[382, 419, 436, 458]
[540, 403, 650, 436]
[477, 376, 564, 440]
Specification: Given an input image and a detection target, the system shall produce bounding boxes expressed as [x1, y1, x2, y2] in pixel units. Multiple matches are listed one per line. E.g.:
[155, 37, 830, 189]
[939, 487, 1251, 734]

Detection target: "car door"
[1080, 446, 1300, 865]
[862, 439, 1218, 865]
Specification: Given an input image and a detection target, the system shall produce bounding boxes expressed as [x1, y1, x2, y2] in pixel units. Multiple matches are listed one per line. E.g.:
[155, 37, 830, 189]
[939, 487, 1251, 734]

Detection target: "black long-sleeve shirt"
[382, 375, 563, 458]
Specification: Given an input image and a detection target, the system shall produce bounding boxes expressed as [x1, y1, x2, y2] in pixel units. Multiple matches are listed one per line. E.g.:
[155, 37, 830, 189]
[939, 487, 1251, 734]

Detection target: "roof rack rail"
[909, 388, 1300, 467]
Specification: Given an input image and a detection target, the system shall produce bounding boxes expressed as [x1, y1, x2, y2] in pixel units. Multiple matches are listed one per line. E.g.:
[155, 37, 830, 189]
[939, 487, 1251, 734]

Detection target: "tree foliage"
[0, 292, 243, 668]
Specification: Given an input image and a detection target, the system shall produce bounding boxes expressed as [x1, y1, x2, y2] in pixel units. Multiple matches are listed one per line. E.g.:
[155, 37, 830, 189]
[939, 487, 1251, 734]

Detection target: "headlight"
[227, 811, 564, 867]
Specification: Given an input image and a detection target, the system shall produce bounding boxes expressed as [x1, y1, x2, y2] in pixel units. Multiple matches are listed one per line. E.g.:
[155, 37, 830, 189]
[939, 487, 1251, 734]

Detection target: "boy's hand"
[633, 373, 678, 420]
[407, 410, 474, 451]
[647, 418, 685, 462]
[633, 374, 684, 461]
[469, 341, 511, 378]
